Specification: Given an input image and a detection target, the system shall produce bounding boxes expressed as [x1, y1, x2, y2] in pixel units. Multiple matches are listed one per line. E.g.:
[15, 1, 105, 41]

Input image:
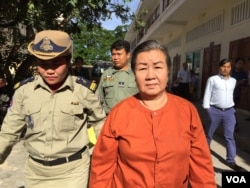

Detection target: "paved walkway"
[0, 141, 25, 188]
[194, 100, 250, 154]
[211, 135, 250, 187]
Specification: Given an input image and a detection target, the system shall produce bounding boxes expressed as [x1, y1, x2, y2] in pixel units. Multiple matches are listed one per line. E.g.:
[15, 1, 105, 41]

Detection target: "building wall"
[126, 0, 250, 108]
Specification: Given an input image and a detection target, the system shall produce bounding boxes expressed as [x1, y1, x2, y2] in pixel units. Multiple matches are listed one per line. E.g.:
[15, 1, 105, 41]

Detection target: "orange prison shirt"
[90, 93, 216, 188]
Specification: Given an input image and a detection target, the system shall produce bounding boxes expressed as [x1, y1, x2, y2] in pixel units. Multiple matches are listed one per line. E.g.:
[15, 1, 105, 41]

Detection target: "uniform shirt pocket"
[103, 81, 115, 98]
[23, 104, 42, 132]
[60, 104, 85, 131]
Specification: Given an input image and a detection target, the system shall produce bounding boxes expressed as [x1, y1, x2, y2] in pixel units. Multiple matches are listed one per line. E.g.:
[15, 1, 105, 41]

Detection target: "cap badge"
[40, 37, 53, 51]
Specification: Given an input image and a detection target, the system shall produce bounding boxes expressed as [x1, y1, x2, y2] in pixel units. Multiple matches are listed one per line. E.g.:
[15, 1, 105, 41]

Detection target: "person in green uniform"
[0, 30, 106, 188]
[97, 40, 138, 114]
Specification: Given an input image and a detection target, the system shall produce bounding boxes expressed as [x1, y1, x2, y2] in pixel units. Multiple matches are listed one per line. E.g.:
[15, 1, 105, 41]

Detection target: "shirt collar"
[111, 66, 133, 74]
[217, 73, 231, 79]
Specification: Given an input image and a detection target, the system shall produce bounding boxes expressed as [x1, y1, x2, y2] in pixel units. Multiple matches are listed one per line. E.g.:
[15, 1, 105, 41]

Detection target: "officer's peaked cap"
[28, 30, 72, 60]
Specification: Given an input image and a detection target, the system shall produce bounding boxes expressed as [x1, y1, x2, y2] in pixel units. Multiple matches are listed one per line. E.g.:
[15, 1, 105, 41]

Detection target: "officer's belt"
[29, 146, 87, 166]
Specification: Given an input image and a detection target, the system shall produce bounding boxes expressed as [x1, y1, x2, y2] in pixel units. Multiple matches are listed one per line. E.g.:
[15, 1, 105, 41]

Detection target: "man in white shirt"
[203, 58, 243, 171]
[177, 62, 190, 100]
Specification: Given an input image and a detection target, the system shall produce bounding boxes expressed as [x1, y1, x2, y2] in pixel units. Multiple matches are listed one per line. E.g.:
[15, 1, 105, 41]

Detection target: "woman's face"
[134, 49, 169, 98]
[37, 57, 69, 86]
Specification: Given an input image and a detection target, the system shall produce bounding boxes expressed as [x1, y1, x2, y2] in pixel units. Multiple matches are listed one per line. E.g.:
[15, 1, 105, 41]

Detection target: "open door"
[201, 44, 221, 98]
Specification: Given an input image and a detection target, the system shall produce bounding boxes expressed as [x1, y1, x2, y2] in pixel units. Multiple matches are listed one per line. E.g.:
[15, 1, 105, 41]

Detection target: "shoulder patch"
[14, 76, 35, 90]
[76, 77, 97, 93]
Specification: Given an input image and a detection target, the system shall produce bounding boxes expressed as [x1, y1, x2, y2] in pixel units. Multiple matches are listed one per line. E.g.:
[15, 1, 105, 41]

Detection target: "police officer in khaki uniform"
[97, 40, 138, 114]
[0, 30, 106, 188]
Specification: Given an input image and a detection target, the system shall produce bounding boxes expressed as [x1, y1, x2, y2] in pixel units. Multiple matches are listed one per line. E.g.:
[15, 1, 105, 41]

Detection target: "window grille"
[186, 13, 223, 43]
[167, 37, 181, 50]
[231, 0, 250, 25]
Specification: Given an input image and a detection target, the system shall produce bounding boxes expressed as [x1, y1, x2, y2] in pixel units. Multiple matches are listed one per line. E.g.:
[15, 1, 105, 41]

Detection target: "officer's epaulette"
[13, 76, 35, 90]
[76, 77, 97, 93]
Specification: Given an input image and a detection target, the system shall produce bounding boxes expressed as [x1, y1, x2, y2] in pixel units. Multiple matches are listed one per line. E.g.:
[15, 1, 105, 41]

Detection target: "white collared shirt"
[203, 74, 236, 109]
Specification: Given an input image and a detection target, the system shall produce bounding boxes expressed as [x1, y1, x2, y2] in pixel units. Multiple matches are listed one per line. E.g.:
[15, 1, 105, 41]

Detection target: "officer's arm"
[0, 88, 27, 164]
[86, 90, 106, 139]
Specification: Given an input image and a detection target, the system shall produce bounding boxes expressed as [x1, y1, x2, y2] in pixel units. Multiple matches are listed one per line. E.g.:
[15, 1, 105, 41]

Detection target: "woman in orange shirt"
[89, 40, 216, 188]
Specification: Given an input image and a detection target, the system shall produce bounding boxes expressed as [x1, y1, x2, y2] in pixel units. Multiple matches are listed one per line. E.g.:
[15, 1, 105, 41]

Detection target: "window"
[186, 51, 201, 74]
